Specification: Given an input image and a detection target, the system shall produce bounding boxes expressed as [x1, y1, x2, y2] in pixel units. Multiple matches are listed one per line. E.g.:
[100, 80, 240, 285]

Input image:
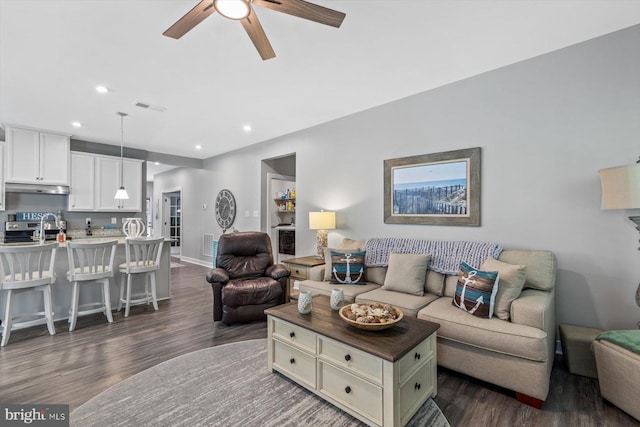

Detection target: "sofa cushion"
[365, 266, 386, 285]
[426, 270, 445, 296]
[443, 274, 458, 297]
[222, 277, 283, 307]
[328, 250, 366, 284]
[382, 253, 430, 296]
[323, 248, 365, 282]
[418, 298, 548, 362]
[299, 280, 379, 303]
[356, 288, 439, 317]
[452, 262, 499, 319]
[498, 250, 556, 291]
[481, 257, 526, 321]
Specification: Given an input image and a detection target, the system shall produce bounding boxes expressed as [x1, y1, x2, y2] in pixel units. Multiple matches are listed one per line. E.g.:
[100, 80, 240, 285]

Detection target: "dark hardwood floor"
[0, 260, 637, 426]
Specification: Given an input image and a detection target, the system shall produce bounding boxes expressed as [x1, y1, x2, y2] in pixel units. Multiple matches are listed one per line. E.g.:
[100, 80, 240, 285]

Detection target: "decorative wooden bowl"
[339, 303, 404, 331]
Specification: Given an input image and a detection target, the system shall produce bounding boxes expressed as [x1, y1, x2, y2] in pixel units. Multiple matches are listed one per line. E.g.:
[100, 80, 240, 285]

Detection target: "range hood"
[5, 183, 70, 195]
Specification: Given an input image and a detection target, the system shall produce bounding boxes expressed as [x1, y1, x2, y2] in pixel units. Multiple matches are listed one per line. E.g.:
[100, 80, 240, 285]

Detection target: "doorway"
[162, 189, 182, 256]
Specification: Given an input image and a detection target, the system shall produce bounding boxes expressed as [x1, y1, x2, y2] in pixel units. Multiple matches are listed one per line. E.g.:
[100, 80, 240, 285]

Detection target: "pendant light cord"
[120, 113, 124, 188]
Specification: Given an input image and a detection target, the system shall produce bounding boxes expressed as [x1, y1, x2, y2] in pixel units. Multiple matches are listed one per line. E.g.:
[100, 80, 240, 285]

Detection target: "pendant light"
[114, 112, 130, 200]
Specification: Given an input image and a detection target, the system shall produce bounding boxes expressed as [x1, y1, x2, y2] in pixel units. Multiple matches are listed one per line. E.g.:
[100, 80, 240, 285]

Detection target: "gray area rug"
[72, 339, 449, 427]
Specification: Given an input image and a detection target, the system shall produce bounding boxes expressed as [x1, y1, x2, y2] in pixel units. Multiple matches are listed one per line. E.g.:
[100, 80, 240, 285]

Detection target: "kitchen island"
[0, 237, 172, 326]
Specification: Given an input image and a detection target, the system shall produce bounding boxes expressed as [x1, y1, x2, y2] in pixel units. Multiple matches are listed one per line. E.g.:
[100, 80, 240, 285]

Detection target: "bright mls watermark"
[1, 405, 69, 426]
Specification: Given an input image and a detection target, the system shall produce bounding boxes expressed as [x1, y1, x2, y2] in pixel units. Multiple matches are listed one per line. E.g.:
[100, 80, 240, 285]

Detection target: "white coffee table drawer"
[399, 357, 434, 425]
[273, 340, 317, 389]
[398, 336, 433, 381]
[318, 360, 382, 425]
[318, 336, 382, 384]
[271, 317, 316, 353]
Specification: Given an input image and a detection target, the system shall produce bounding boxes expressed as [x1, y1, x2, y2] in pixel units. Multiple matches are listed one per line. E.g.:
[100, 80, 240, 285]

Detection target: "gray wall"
[161, 25, 640, 330]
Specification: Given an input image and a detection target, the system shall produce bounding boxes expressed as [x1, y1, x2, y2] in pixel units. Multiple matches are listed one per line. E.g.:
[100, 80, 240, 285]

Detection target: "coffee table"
[265, 295, 440, 427]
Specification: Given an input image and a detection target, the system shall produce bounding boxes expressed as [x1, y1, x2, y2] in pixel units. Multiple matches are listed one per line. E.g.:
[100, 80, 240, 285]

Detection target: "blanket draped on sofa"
[363, 238, 503, 275]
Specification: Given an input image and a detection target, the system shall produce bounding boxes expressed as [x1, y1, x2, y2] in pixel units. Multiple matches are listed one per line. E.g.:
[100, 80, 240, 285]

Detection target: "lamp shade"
[309, 211, 336, 230]
[599, 163, 640, 209]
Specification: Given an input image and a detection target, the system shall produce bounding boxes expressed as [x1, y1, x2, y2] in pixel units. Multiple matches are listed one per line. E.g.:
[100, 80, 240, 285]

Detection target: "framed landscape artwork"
[383, 147, 481, 226]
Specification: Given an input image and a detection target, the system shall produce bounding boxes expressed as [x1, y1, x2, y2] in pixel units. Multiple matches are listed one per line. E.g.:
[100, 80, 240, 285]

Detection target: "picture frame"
[383, 147, 481, 226]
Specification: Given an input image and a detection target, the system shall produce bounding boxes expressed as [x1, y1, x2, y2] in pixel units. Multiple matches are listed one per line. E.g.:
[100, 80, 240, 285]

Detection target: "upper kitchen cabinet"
[5, 126, 70, 185]
[0, 142, 5, 211]
[69, 151, 142, 212]
[68, 152, 95, 211]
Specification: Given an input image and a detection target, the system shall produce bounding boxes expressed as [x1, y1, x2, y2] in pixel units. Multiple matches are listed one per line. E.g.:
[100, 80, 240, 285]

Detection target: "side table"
[282, 256, 325, 300]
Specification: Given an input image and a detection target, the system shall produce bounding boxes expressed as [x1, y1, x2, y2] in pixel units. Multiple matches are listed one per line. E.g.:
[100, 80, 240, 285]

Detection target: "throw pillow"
[382, 253, 430, 296]
[480, 257, 527, 321]
[338, 238, 365, 250]
[323, 247, 363, 282]
[328, 251, 366, 284]
[452, 262, 499, 319]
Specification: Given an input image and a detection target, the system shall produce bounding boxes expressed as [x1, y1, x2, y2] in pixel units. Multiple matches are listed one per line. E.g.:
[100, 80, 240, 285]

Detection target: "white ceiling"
[2, 0, 640, 161]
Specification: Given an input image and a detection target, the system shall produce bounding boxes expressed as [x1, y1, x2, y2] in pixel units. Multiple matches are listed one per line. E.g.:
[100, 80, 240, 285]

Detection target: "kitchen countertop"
[0, 236, 175, 248]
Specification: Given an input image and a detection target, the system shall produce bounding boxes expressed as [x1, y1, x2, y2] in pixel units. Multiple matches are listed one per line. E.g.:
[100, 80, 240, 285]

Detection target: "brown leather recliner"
[205, 231, 290, 324]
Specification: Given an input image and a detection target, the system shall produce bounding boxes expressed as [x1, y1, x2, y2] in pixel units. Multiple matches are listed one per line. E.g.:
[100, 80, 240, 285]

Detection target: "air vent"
[135, 101, 167, 112]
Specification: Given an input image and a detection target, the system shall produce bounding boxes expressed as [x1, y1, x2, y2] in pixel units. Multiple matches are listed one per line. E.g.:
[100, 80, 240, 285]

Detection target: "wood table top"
[265, 295, 440, 362]
[281, 256, 326, 267]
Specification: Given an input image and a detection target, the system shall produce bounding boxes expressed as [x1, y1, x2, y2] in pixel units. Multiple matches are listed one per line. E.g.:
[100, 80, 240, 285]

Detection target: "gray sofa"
[298, 239, 557, 407]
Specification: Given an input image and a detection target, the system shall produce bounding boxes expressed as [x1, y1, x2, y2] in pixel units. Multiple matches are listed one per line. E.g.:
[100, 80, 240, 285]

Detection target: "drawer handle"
[344, 354, 351, 361]
[345, 386, 351, 394]
[414, 382, 421, 391]
[415, 352, 421, 360]
[289, 331, 295, 338]
[289, 358, 295, 364]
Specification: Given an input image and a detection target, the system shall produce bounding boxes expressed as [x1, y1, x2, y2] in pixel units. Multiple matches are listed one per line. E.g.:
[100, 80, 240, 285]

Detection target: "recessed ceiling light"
[71, 121, 83, 128]
[243, 124, 252, 132]
[155, 162, 160, 165]
[95, 85, 109, 94]
[195, 145, 202, 150]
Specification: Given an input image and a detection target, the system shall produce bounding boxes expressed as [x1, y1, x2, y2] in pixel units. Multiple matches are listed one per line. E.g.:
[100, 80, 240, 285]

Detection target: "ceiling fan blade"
[253, 0, 345, 28]
[163, 0, 217, 39]
[240, 7, 276, 60]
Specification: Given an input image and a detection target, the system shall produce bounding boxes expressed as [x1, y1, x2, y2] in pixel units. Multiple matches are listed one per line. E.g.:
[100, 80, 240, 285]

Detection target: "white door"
[162, 191, 181, 256]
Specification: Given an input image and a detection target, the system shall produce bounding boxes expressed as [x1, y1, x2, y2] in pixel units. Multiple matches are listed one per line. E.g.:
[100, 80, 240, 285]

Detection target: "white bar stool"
[117, 237, 164, 318]
[66, 239, 118, 331]
[0, 243, 58, 347]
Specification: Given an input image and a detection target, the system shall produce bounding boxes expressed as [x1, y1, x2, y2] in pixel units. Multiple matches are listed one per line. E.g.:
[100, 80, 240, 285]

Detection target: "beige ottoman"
[593, 339, 640, 421]
[559, 324, 603, 378]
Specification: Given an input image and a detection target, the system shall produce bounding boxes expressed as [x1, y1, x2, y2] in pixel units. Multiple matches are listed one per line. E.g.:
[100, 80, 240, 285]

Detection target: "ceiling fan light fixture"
[214, 0, 251, 20]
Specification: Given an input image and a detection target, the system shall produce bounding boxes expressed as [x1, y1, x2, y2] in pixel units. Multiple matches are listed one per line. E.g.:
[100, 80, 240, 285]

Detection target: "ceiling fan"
[163, 0, 346, 60]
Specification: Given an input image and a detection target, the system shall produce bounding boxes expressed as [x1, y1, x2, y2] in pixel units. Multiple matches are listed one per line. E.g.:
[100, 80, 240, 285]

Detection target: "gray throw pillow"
[480, 257, 527, 321]
[382, 253, 430, 296]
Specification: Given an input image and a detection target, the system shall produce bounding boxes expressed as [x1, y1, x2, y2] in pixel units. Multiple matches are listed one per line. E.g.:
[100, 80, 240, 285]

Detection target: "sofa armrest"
[266, 264, 290, 280]
[510, 288, 555, 332]
[309, 265, 326, 281]
[206, 267, 229, 284]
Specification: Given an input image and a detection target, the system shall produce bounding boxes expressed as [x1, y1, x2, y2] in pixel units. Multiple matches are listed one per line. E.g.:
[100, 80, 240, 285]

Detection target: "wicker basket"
[339, 303, 404, 331]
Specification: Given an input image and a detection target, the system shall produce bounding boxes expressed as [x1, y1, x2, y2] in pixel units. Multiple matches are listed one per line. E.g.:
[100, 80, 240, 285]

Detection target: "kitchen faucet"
[39, 213, 60, 245]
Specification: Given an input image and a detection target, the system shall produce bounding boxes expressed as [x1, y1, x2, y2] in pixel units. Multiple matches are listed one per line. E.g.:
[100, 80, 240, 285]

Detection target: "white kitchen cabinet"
[68, 152, 95, 211]
[5, 126, 70, 185]
[96, 156, 142, 212]
[68, 152, 142, 212]
[0, 142, 5, 211]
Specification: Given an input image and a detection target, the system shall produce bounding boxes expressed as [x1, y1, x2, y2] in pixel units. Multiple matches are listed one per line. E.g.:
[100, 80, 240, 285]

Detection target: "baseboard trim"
[179, 256, 212, 268]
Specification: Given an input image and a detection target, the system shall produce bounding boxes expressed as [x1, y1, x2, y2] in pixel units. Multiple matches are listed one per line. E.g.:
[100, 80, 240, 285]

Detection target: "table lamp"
[599, 159, 640, 324]
[309, 211, 336, 258]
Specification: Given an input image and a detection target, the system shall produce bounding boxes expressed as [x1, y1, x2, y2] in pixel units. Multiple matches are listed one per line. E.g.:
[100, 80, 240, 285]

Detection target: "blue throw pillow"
[452, 262, 499, 319]
[329, 251, 365, 284]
